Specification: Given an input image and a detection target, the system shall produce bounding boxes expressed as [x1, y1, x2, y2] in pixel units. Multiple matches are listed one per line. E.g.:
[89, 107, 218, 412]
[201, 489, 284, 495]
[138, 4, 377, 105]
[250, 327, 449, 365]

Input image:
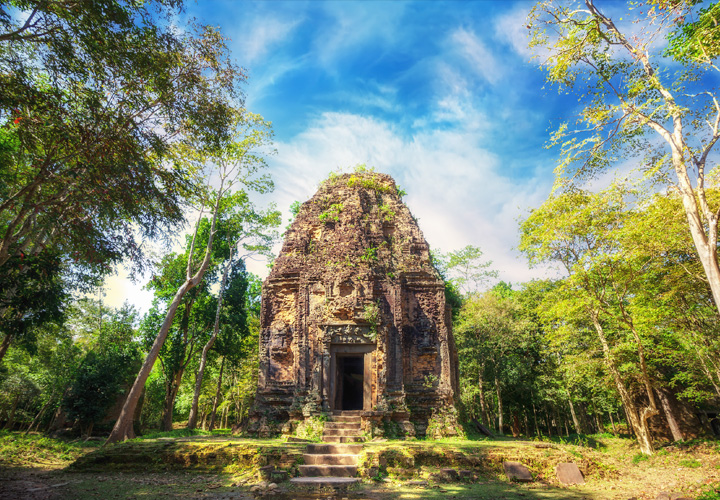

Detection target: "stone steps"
[289, 477, 360, 487]
[324, 421, 360, 430]
[329, 415, 361, 423]
[303, 453, 358, 465]
[298, 411, 364, 485]
[322, 428, 362, 437]
[306, 443, 363, 454]
[321, 435, 363, 443]
[298, 465, 358, 477]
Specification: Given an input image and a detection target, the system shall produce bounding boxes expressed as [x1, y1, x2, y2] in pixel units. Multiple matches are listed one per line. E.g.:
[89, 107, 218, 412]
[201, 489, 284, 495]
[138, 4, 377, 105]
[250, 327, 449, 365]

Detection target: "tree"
[518, 181, 717, 452]
[0, 1, 245, 350]
[62, 310, 141, 437]
[106, 110, 276, 443]
[455, 285, 541, 435]
[528, 0, 720, 315]
[435, 245, 497, 297]
[0, 249, 66, 362]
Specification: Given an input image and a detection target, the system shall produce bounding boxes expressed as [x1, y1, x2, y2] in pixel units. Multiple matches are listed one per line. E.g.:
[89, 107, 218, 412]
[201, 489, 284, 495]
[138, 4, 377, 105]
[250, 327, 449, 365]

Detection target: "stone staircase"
[290, 411, 363, 486]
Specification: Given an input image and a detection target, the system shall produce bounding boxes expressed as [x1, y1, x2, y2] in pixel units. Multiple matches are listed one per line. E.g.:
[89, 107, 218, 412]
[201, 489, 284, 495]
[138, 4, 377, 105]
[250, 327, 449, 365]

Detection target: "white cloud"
[494, 5, 535, 60]
[239, 17, 302, 64]
[312, 2, 407, 68]
[450, 28, 504, 84]
[254, 111, 553, 287]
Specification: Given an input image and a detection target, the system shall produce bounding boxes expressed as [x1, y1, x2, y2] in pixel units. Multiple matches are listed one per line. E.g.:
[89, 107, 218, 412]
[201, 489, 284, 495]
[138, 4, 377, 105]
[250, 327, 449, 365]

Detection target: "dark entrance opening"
[337, 355, 364, 410]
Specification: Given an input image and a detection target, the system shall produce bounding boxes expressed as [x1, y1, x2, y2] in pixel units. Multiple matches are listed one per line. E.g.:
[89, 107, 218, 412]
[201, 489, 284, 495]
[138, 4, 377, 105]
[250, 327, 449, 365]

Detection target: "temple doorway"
[335, 355, 364, 410]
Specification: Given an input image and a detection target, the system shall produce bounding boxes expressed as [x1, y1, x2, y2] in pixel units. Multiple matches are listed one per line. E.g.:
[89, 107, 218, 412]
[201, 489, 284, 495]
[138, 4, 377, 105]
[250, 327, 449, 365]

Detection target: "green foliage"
[697, 483, 720, 500]
[666, 2, 720, 63]
[63, 310, 142, 434]
[360, 246, 378, 262]
[378, 203, 395, 222]
[0, 249, 68, 356]
[679, 458, 703, 468]
[347, 173, 393, 192]
[362, 302, 381, 340]
[434, 245, 498, 297]
[0, 0, 245, 281]
[632, 453, 649, 464]
[318, 203, 343, 223]
[292, 415, 327, 442]
[0, 430, 99, 466]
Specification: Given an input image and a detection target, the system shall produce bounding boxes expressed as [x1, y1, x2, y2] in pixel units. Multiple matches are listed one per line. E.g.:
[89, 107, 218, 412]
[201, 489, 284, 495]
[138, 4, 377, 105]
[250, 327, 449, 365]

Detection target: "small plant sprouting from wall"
[362, 301, 380, 340]
[361, 246, 377, 262]
[379, 203, 395, 222]
[319, 203, 343, 223]
[422, 374, 439, 389]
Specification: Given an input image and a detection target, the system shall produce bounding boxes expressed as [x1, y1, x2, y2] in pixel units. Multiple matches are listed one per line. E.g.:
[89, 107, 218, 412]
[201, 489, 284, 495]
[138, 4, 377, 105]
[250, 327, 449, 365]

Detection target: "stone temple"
[249, 171, 461, 438]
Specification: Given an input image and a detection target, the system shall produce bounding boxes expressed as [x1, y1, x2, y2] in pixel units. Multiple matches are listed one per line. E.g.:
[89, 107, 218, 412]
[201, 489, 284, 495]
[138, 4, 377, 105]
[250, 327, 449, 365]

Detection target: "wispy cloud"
[248, 112, 553, 285]
[312, 2, 408, 68]
[450, 28, 504, 84]
[236, 17, 303, 64]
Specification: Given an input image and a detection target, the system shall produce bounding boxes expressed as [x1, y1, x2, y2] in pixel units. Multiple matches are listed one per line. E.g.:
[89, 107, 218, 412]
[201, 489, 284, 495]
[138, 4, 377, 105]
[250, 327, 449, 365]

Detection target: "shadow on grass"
[272, 481, 588, 500]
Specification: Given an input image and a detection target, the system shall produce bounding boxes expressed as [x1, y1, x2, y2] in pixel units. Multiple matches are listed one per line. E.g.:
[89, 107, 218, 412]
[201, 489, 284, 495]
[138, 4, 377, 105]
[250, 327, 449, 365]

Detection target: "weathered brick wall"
[249, 171, 460, 437]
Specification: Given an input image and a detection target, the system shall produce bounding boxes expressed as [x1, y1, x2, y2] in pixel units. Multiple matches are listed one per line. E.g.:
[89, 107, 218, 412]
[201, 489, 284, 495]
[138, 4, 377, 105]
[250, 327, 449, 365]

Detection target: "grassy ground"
[1, 430, 719, 500]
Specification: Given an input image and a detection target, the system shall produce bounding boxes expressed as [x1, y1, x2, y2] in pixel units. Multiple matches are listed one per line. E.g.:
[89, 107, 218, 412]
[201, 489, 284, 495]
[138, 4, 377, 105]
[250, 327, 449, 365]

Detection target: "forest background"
[2, 0, 720, 462]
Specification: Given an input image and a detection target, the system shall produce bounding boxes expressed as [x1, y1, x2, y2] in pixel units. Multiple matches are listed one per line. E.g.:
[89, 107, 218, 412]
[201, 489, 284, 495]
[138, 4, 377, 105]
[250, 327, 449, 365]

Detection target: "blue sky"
[106, 0, 580, 309]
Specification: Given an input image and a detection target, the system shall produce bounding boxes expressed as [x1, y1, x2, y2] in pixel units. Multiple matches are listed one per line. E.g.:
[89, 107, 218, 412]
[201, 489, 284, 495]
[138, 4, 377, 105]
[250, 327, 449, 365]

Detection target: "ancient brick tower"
[250, 171, 460, 438]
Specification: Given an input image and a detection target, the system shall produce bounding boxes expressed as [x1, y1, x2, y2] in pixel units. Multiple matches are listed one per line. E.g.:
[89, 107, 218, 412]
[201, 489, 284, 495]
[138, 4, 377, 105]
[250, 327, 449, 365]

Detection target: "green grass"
[133, 428, 230, 440]
[0, 430, 101, 466]
[679, 457, 702, 468]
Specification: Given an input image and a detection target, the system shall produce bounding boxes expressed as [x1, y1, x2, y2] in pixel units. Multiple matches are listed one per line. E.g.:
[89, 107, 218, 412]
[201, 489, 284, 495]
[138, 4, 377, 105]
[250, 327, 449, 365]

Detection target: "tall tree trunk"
[567, 390, 582, 434]
[478, 364, 489, 427]
[696, 348, 720, 398]
[0, 333, 12, 364]
[590, 399, 603, 433]
[609, 412, 617, 435]
[591, 310, 654, 454]
[106, 182, 225, 445]
[161, 370, 184, 432]
[25, 395, 55, 434]
[494, 372, 503, 435]
[5, 394, 20, 430]
[188, 247, 233, 430]
[209, 357, 225, 431]
[532, 402, 541, 436]
[544, 406, 552, 437]
[657, 389, 684, 442]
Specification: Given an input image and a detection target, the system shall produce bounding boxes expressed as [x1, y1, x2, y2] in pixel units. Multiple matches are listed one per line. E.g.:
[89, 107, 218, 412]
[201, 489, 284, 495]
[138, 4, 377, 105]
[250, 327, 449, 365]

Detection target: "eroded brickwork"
[249, 172, 460, 437]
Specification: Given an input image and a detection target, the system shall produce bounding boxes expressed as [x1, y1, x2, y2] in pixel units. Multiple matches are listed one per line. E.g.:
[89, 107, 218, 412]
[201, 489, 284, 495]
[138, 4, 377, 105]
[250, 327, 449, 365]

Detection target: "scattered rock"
[556, 463, 584, 485]
[503, 462, 533, 482]
[458, 470, 474, 480]
[270, 470, 288, 482]
[441, 469, 459, 481]
[258, 466, 274, 480]
[268, 483, 278, 490]
[286, 437, 310, 443]
[407, 480, 429, 486]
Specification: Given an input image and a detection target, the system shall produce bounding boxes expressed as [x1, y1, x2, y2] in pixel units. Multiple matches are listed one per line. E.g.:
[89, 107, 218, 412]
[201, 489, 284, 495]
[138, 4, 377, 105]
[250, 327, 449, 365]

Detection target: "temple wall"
[249, 172, 461, 437]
